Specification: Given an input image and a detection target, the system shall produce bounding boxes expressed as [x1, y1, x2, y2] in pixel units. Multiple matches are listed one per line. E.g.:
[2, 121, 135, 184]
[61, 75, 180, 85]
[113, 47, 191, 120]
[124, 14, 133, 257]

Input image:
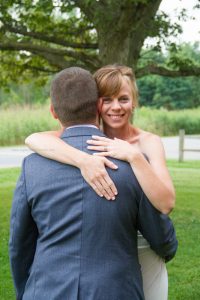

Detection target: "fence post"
[179, 129, 185, 162]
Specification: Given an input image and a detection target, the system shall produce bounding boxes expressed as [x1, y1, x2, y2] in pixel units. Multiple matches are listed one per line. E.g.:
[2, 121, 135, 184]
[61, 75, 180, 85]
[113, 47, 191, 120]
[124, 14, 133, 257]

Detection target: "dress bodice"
[137, 231, 150, 249]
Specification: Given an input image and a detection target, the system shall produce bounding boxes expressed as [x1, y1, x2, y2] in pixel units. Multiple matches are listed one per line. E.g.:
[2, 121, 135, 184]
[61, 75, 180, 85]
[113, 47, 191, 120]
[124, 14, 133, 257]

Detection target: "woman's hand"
[79, 154, 118, 200]
[87, 135, 141, 163]
[26, 131, 118, 201]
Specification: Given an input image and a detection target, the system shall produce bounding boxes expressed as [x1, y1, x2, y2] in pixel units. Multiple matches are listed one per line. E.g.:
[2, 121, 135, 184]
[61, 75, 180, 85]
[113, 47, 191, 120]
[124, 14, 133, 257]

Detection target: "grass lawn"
[0, 168, 20, 300]
[167, 160, 200, 300]
[0, 161, 200, 299]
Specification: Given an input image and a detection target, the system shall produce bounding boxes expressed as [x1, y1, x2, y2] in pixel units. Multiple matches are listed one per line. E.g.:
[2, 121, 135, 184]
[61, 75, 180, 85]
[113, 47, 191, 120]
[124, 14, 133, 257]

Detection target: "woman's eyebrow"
[118, 94, 129, 97]
[102, 96, 112, 99]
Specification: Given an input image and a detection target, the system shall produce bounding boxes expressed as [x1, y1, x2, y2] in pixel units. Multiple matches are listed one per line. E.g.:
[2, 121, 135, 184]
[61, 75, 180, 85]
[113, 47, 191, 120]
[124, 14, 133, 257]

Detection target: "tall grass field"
[0, 105, 59, 146]
[0, 105, 200, 145]
[0, 161, 200, 299]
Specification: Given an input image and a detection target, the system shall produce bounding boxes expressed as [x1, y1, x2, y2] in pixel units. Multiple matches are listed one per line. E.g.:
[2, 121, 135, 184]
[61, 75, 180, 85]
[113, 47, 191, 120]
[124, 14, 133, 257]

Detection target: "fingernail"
[112, 197, 115, 200]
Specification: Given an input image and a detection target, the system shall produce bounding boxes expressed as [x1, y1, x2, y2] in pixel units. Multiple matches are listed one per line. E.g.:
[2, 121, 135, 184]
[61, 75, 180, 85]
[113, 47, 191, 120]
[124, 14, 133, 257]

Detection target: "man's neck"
[66, 124, 99, 130]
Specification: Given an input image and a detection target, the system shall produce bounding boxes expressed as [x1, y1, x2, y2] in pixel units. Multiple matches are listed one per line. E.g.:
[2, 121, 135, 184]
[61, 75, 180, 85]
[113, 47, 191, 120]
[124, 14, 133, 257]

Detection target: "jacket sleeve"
[9, 159, 38, 300]
[137, 192, 178, 262]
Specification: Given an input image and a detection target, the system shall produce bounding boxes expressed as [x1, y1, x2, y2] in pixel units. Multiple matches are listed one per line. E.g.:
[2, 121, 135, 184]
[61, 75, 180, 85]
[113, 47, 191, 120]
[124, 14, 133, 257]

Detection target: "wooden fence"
[179, 129, 200, 162]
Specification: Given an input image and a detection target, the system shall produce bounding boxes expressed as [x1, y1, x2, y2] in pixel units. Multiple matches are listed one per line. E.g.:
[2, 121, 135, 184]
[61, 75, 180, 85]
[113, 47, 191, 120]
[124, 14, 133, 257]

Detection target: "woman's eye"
[102, 97, 112, 104]
[119, 97, 129, 103]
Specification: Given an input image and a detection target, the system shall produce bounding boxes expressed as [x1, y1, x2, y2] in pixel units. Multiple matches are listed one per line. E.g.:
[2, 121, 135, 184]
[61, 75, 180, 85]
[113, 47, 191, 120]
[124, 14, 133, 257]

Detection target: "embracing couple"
[9, 65, 178, 300]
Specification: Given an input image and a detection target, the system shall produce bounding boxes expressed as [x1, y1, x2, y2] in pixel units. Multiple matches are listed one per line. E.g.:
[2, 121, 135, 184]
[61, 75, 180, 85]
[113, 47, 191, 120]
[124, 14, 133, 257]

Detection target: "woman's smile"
[107, 113, 125, 120]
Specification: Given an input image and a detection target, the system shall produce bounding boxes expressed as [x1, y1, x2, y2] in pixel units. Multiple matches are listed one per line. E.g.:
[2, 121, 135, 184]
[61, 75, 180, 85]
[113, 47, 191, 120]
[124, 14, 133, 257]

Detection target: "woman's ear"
[50, 104, 58, 119]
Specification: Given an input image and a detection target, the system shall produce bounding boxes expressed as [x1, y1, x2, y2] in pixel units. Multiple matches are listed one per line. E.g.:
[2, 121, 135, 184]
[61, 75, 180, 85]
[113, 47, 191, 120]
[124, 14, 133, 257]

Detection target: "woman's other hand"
[79, 154, 118, 200]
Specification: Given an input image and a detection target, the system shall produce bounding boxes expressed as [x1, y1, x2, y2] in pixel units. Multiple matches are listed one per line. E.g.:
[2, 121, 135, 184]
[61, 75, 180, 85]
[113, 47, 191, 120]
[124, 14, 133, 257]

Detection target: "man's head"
[50, 67, 98, 127]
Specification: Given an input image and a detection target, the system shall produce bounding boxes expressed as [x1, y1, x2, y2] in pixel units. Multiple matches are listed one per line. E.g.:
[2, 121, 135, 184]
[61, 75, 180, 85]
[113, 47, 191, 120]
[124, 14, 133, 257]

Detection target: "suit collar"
[61, 126, 105, 138]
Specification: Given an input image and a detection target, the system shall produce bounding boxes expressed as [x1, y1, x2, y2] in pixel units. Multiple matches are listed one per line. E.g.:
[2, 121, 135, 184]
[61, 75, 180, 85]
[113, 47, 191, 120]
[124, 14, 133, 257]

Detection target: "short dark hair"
[51, 67, 98, 126]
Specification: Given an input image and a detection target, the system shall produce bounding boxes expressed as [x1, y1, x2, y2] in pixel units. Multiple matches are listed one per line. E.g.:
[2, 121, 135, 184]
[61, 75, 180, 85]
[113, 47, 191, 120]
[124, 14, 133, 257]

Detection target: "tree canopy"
[1, 42, 199, 109]
[0, 0, 200, 86]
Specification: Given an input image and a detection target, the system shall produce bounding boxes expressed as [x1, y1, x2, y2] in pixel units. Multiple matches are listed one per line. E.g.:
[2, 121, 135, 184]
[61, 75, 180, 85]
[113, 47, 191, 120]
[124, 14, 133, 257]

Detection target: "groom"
[9, 67, 177, 300]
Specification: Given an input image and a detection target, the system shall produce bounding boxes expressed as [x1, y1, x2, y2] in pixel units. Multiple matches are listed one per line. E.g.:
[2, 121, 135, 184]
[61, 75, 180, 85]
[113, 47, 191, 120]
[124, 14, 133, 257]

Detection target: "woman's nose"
[111, 99, 121, 109]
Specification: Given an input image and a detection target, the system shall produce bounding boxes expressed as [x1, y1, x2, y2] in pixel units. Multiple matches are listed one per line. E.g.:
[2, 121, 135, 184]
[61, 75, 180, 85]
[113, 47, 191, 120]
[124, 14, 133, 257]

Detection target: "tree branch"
[136, 63, 200, 78]
[0, 41, 65, 55]
[2, 60, 57, 74]
[1, 22, 98, 49]
[0, 41, 99, 70]
[19, 64, 57, 74]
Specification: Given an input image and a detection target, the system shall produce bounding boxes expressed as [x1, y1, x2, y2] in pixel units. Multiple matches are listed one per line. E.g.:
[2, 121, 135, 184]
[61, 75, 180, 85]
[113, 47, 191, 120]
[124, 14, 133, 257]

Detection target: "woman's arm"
[25, 132, 118, 200]
[129, 135, 175, 214]
[87, 135, 175, 214]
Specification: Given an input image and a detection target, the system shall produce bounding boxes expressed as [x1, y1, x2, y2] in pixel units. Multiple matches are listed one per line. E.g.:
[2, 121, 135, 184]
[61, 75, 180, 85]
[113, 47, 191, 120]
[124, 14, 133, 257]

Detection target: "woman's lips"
[107, 114, 124, 120]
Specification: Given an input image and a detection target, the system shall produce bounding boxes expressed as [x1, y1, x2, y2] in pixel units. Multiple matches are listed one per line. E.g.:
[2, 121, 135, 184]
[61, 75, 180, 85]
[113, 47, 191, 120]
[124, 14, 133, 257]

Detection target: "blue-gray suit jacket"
[9, 126, 178, 300]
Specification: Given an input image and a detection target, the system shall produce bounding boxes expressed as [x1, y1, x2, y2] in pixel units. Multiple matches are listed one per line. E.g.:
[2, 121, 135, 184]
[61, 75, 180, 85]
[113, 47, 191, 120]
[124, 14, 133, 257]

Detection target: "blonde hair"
[93, 65, 138, 107]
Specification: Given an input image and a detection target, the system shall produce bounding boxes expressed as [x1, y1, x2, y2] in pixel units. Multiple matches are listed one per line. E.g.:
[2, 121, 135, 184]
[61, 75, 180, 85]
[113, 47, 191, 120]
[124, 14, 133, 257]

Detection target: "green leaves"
[137, 43, 200, 109]
[167, 42, 200, 71]
[0, 0, 200, 86]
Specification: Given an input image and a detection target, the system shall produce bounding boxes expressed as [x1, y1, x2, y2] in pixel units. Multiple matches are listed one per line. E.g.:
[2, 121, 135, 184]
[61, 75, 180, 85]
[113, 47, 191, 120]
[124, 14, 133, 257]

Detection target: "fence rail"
[179, 129, 200, 162]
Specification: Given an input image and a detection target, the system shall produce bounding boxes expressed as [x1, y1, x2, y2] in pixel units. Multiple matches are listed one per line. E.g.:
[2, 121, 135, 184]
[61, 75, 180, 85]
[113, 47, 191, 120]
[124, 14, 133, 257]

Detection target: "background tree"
[138, 42, 200, 109]
[0, 0, 200, 87]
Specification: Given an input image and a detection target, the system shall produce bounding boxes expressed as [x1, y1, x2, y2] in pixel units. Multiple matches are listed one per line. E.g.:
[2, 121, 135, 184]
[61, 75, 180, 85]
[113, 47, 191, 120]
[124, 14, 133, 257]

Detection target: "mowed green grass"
[167, 160, 200, 300]
[0, 161, 200, 299]
[0, 168, 20, 300]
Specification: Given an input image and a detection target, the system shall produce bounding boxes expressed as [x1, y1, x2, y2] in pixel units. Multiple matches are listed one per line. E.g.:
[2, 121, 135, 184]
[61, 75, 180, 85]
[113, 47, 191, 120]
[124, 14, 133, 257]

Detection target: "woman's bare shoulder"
[129, 127, 162, 149]
[136, 129, 161, 144]
[136, 129, 164, 156]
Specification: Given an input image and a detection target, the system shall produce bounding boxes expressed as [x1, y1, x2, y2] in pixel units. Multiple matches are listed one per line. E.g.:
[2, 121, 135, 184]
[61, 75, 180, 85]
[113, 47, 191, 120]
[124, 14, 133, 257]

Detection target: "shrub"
[0, 105, 200, 146]
[134, 107, 200, 136]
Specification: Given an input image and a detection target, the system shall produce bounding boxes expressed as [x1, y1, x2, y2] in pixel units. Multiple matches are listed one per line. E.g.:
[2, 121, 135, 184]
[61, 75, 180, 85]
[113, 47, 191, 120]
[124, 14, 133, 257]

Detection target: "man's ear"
[50, 104, 58, 119]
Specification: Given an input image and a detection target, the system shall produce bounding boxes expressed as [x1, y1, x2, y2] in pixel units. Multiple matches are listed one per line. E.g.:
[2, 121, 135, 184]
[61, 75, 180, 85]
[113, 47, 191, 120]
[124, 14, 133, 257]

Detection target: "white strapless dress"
[138, 232, 168, 300]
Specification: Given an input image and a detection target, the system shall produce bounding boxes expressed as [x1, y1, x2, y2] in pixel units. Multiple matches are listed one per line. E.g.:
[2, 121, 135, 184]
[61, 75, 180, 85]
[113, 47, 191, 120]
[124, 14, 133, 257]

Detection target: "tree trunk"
[85, 0, 162, 69]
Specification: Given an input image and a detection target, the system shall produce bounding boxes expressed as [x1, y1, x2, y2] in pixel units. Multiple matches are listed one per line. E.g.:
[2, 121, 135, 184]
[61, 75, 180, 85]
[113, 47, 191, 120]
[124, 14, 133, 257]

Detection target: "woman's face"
[99, 78, 133, 129]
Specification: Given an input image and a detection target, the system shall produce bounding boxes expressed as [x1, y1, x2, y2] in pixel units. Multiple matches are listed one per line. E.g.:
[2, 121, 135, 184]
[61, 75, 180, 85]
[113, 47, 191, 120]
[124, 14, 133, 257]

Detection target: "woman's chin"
[106, 122, 126, 130]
